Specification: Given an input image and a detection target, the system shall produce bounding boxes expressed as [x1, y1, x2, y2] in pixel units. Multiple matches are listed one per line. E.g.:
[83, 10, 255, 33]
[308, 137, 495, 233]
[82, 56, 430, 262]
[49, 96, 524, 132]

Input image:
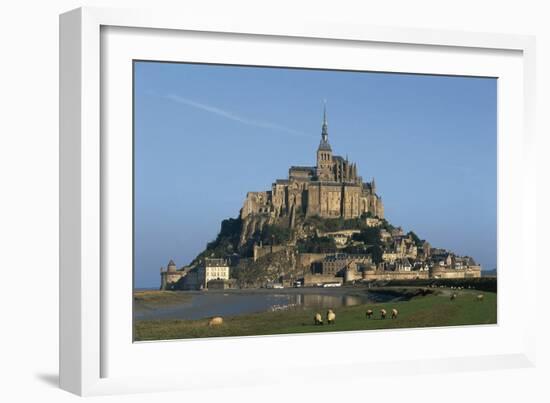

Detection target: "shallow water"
[134, 289, 390, 321]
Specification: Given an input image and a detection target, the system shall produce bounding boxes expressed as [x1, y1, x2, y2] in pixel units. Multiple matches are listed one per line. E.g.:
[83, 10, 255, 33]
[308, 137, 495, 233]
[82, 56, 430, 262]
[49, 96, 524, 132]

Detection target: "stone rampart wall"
[303, 274, 344, 286]
[362, 271, 430, 281]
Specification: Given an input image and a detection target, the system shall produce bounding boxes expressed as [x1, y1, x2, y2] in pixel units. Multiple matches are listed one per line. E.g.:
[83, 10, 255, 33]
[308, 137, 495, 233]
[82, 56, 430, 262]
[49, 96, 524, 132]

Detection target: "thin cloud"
[165, 94, 310, 138]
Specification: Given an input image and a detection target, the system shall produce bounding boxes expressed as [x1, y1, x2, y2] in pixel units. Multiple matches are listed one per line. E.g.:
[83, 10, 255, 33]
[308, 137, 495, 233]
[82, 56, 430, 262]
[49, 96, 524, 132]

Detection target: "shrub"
[297, 235, 338, 253]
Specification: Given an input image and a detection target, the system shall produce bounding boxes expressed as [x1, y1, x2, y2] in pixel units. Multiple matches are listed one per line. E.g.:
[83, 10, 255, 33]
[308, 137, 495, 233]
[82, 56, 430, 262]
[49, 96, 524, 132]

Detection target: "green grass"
[134, 290, 496, 341]
[134, 290, 192, 307]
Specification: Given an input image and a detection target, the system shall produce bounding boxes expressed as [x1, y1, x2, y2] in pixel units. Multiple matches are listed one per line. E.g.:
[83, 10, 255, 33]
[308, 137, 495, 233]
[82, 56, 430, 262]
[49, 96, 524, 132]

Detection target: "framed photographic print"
[60, 7, 537, 396]
[133, 61, 496, 341]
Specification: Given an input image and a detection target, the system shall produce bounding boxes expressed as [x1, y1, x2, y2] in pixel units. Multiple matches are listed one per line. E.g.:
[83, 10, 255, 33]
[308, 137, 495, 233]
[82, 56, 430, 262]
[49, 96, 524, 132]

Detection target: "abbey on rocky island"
[160, 105, 482, 291]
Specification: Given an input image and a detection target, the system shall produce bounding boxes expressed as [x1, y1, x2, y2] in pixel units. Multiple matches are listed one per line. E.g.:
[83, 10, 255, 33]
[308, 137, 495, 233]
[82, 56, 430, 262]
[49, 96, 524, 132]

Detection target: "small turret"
[167, 259, 177, 272]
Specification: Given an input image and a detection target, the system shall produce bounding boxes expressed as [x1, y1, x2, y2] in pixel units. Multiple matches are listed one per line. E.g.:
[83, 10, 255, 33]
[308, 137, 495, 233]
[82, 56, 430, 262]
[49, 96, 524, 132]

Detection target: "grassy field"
[134, 290, 192, 308]
[134, 289, 496, 341]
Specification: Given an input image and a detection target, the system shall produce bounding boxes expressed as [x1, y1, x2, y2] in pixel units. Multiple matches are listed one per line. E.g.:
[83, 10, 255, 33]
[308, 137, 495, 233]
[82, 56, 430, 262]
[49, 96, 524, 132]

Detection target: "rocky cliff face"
[232, 248, 301, 288]
[239, 214, 270, 247]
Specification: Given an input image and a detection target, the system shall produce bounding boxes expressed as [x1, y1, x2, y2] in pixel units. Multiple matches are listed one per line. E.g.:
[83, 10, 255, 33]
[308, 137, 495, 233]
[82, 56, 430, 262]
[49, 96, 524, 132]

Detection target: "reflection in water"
[297, 294, 365, 308]
[135, 291, 373, 321]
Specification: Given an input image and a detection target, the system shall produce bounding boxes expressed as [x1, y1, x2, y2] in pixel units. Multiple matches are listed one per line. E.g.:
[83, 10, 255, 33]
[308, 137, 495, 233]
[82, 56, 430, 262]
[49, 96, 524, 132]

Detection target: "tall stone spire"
[322, 101, 328, 142]
[318, 100, 331, 151]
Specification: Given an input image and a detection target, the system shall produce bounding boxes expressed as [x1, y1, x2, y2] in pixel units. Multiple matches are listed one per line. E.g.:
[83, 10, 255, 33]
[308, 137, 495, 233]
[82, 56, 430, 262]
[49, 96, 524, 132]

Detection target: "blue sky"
[134, 61, 497, 289]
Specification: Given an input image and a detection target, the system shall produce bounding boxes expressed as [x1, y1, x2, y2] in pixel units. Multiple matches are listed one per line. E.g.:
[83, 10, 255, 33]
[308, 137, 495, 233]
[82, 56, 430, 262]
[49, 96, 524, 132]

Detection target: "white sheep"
[391, 308, 398, 319]
[366, 309, 374, 319]
[314, 312, 324, 325]
[477, 294, 484, 302]
[380, 309, 387, 319]
[208, 316, 224, 327]
[327, 309, 336, 325]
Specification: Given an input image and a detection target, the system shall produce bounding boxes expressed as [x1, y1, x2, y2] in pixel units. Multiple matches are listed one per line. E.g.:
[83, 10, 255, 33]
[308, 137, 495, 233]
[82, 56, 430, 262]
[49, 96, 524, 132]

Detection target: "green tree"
[352, 227, 382, 246]
[259, 224, 292, 245]
[368, 245, 384, 264]
[342, 244, 370, 254]
[407, 231, 423, 246]
[297, 235, 337, 253]
[191, 217, 243, 263]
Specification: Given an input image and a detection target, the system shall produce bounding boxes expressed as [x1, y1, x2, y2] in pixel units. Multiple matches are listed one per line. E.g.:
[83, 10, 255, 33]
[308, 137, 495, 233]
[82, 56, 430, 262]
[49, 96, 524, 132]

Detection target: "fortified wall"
[253, 244, 288, 262]
[430, 265, 482, 279]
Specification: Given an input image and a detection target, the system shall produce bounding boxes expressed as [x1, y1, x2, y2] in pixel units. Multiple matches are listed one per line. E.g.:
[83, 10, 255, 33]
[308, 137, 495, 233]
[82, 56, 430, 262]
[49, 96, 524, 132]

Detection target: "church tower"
[316, 103, 334, 181]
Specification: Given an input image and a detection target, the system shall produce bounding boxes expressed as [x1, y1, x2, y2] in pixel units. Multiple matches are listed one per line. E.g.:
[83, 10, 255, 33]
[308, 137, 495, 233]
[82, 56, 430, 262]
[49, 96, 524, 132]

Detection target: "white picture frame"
[59, 6, 537, 396]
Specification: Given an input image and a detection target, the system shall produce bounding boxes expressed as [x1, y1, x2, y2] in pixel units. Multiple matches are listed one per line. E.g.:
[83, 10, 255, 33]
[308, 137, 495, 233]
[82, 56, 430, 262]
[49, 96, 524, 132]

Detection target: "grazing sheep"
[450, 293, 457, 301]
[208, 316, 224, 327]
[366, 309, 374, 319]
[326, 309, 336, 325]
[477, 294, 484, 302]
[380, 309, 387, 319]
[391, 308, 398, 319]
[314, 312, 324, 325]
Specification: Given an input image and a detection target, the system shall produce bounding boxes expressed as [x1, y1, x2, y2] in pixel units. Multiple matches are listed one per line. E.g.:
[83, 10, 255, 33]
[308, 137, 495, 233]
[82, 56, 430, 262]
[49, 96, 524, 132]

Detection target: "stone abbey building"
[240, 107, 384, 222]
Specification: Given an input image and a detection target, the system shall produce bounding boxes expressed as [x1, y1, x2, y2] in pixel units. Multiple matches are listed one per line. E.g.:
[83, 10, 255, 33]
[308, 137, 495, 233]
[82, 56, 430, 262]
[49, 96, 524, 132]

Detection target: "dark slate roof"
[205, 258, 228, 267]
[318, 139, 332, 151]
[324, 253, 349, 262]
[316, 181, 345, 187]
[167, 259, 176, 267]
[323, 253, 370, 262]
[290, 166, 315, 172]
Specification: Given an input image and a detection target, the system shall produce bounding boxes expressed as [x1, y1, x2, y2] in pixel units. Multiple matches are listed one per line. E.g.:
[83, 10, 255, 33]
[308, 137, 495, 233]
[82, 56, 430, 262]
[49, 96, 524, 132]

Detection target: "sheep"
[391, 308, 398, 319]
[366, 309, 374, 319]
[477, 294, 484, 302]
[380, 309, 387, 319]
[326, 309, 336, 325]
[208, 316, 224, 327]
[450, 293, 457, 301]
[314, 312, 324, 325]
